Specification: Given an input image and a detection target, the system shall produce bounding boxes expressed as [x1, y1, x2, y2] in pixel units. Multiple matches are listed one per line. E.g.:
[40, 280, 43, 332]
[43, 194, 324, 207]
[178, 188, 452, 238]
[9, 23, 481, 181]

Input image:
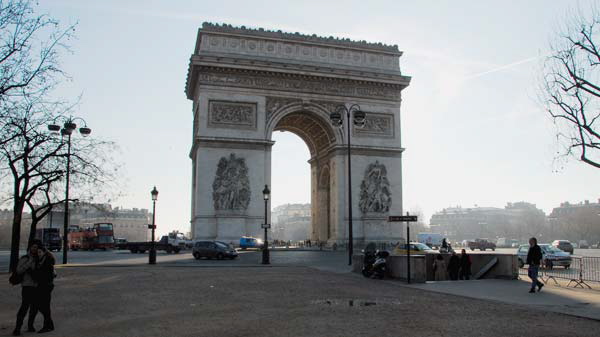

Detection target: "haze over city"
[29, 0, 599, 236]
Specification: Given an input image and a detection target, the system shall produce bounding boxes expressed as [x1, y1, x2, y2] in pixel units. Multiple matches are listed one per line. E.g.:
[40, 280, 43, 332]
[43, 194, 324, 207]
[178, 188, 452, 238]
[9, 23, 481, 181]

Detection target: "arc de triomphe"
[185, 23, 411, 245]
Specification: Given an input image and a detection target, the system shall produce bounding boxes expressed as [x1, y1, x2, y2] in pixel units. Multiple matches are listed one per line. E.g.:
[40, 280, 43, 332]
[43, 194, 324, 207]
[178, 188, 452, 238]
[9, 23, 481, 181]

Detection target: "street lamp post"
[48, 117, 92, 265]
[262, 185, 270, 265]
[329, 104, 366, 266]
[149, 186, 158, 265]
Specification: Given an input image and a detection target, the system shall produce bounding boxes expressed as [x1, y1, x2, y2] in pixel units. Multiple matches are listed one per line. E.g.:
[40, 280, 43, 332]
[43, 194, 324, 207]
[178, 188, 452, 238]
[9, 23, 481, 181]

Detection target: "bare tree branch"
[542, 6, 600, 169]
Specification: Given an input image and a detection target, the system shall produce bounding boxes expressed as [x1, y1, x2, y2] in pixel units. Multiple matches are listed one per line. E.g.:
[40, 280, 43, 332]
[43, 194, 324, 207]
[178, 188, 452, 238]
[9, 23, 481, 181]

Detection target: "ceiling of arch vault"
[273, 112, 336, 156]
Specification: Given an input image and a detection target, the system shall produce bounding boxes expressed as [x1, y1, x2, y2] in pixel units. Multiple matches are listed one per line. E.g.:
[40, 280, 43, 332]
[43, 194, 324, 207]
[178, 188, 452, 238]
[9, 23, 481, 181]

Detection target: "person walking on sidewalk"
[526, 237, 544, 293]
[459, 249, 472, 280]
[12, 240, 41, 336]
[32, 245, 56, 333]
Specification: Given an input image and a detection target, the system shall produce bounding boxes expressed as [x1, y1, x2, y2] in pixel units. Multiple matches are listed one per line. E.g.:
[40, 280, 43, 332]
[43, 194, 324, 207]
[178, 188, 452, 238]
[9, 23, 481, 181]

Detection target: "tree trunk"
[9, 201, 25, 272]
[28, 218, 38, 250]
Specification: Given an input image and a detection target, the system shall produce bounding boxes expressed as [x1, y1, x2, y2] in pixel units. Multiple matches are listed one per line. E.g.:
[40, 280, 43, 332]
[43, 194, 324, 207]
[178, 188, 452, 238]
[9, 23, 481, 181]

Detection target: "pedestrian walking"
[447, 251, 460, 280]
[12, 240, 41, 336]
[459, 249, 472, 280]
[433, 254, 447, 281]
[526, 237, 544, 293]
[32, 245, 56, 333]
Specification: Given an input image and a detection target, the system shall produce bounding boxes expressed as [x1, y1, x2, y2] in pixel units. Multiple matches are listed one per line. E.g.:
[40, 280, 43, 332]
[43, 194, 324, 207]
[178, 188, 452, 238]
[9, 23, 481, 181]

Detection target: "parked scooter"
[362, 249, 389, 279]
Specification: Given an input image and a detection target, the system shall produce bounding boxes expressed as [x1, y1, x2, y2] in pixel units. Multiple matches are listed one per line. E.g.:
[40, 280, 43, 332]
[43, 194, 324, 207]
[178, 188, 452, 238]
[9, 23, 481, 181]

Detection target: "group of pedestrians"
[11, 239, 56, 336]
[431, 236, 546, 294]
[432, 249, 472, 281]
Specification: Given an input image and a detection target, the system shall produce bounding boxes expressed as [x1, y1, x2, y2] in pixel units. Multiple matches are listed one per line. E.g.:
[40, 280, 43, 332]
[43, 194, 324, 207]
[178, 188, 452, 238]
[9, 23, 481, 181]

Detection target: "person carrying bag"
[11, 240, 41, 336]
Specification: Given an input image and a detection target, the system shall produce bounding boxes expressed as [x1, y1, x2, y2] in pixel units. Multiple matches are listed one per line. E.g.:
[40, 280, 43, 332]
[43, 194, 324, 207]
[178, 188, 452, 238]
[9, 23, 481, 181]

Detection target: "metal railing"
[519, 256, 599, 289]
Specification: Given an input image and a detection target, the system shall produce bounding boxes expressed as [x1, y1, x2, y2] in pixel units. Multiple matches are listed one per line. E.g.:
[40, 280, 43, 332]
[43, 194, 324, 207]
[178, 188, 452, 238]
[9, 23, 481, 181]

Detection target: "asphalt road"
[0, 248, 352, 273]
[3, 247, 600, 272]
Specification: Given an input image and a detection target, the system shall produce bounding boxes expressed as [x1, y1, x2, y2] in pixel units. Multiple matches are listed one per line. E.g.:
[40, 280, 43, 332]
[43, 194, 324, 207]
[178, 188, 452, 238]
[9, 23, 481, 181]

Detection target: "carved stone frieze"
[266, 97, 301, 120]
[208, 100, 257, 129]
[354, 113, 394, 138]
[197, 68, 401, 101]
[199, 34, 400, 73]
[359, 161, 392, 214]
[212, 153, 251, 211]
[310, 100, 343, 115]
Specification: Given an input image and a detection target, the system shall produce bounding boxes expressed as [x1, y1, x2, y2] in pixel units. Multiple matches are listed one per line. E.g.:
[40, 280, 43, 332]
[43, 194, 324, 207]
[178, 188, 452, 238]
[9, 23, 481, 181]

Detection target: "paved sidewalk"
[2, 266, 600, 337]
[405, 279, 600, 320]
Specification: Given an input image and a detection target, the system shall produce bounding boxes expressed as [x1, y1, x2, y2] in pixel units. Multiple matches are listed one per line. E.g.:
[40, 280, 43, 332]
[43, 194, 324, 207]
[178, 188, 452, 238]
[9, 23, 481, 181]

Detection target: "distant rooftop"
[201, 22, 400, 53]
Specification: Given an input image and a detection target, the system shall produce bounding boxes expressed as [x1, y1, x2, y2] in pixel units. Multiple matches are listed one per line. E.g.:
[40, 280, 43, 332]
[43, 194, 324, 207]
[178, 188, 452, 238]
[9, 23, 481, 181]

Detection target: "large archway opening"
[270, 131, 311, 242]
[268, 105, 340, 244]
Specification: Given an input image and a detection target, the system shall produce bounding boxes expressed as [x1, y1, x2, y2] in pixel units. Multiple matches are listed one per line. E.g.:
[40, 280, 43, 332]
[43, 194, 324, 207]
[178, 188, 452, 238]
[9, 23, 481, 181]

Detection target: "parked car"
[239, 236, 263, 250]
[393, 242, 435, 255]
[579, 240, 589, 249]
[114, 238, 128, 250]
[193, 241, 238, 260]
[552, 240, 574, 254]
[517, 244, 572, 269]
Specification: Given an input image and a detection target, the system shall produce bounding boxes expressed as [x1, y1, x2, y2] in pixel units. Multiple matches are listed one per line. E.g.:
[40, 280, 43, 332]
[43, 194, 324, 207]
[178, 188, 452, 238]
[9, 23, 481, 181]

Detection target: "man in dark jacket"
[526, 237, 544, 293]
[459, 249, 472, 280]
[32, 247, 55, 333]
[447, 251, 460, 280]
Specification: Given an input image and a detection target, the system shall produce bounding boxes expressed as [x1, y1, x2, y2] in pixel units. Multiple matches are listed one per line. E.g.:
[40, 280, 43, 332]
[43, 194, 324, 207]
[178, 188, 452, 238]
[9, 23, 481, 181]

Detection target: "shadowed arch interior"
[273, 111, 336, 157]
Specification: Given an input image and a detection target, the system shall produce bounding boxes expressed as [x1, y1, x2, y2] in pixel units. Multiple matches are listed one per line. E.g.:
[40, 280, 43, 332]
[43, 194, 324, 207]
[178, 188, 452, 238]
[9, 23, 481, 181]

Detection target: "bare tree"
[1, 98, 118, 272]
[0, 1, 119, 272]
[542, 7, 600, 168]
[0, 0, 75, 102]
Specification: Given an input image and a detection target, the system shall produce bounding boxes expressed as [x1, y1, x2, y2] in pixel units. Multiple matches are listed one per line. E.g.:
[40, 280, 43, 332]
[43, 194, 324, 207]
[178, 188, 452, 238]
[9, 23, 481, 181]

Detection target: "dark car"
[114, 238, 128, 250]
[193, 241, 238, 260]
[552, 240, 574, 254]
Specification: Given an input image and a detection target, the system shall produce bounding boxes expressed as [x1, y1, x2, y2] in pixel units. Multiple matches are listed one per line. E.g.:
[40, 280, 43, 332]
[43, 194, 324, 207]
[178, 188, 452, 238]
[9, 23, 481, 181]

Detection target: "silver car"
[517, 244, 572, 269]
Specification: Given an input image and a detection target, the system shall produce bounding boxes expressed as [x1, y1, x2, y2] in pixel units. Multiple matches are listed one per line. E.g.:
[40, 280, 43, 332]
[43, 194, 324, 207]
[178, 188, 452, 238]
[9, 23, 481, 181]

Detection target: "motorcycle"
[362, 249, 389, 279]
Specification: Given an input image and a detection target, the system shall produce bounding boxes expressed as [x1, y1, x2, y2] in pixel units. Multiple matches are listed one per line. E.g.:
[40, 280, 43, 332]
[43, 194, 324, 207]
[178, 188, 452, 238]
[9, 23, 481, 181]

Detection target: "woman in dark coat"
[12, 240, 41, 336]
[459, 249, 472, 280]
[447, 251, 460, 280]
[32, 246, 55, 333]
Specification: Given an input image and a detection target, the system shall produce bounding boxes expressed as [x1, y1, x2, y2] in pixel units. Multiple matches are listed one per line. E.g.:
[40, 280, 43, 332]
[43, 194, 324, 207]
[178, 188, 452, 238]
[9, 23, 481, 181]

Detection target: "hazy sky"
[37, 0, 599, 236]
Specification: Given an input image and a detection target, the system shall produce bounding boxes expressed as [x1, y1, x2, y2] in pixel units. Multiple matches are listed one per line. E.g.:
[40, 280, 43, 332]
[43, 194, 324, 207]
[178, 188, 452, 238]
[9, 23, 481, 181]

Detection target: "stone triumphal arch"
[185, 23, 411, 245]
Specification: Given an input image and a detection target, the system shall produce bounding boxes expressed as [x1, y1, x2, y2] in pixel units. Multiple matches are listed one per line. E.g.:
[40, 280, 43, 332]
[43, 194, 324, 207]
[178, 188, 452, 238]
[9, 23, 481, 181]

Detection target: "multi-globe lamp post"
[262, 184, 270, 265]
[149, 186, 158, 265]
[329, 104, 366, 266]
[47, 117, 92, 264]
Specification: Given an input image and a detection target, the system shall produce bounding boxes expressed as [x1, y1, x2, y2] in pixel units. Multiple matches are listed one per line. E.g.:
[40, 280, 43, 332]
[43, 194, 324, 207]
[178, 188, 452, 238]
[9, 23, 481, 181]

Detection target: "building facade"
[429, 202, 546, 243]
[548, 199, 600, 245]
[271, 203, 311, 241]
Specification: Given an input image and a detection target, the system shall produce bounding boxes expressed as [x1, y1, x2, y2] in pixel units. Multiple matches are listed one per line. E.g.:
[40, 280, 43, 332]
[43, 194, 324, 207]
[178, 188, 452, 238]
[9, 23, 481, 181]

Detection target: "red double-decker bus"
[68, 223, 115, 251]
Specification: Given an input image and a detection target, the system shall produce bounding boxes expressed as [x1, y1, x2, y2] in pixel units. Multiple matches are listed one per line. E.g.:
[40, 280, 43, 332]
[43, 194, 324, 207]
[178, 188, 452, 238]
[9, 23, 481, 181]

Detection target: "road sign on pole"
[388, 213, 418, 284]
[388, 215, 418, 222]
[261, 223, 271, 229]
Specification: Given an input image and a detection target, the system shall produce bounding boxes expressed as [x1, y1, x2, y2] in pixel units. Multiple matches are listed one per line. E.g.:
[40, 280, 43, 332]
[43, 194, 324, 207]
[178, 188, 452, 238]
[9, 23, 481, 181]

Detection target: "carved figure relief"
[212, 154, 251, 211]
[208, 101, 257, 129]
[359, 161, 392, 213]
[354, 113, 394, 137]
